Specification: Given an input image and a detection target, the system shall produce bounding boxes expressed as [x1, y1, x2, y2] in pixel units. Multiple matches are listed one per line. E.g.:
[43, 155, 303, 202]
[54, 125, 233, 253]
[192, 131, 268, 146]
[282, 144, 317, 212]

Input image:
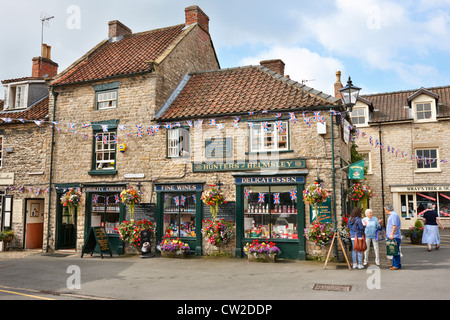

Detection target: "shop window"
[415, 149, 438, 170]
[91, 194, 121, 234]
[244, 185, 297, 239]
[167, 128, 190, 158]
[438, 193, 450, 217]
[249, 121, 289, 152]
[163, 192, 196, 237]
[416, 192, 437, 217]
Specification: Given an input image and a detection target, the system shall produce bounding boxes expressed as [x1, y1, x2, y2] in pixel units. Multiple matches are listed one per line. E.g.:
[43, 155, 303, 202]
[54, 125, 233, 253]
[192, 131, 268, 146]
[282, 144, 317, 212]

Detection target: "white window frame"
[412, 94, 437, 123]
[415, 148, 440, 172]
[358, 150, 372, 174]
[4, 83, 28, 110]
[249, 120, 289, 152]
[96, 90, 118, 110]
[167, 128, 190, 158]
[95, 132, 116, 170]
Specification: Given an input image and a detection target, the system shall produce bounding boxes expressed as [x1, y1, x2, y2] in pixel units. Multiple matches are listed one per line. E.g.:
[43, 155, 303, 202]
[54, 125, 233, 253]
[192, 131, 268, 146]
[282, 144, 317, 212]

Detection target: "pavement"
[0, 230, 449, 302]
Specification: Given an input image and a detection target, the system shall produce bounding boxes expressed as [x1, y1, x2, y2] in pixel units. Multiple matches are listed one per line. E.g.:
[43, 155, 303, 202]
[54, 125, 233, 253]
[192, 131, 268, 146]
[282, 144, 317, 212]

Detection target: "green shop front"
[83, 185, 127, 255]
[233, 172, 308, 260]
[155, 182, 204, 256]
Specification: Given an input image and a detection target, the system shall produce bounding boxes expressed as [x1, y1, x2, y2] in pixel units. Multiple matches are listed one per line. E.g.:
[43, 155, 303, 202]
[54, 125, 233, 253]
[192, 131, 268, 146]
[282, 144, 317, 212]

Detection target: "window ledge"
[88, 169, 117, 176]
[246, 150, 294, 155]
[414, 168, 441, 174]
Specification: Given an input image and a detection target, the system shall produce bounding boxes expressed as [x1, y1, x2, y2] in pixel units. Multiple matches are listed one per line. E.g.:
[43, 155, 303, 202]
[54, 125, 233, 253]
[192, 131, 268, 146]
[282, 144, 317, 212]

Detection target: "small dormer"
[350, 96, 373, 127]
[2, 44, 57, 111]
[408, 87, 439, 122]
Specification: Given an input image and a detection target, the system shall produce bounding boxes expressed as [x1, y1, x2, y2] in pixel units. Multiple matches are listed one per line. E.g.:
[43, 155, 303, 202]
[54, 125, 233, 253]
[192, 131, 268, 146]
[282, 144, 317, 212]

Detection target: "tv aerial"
[40, 12, 55, 46]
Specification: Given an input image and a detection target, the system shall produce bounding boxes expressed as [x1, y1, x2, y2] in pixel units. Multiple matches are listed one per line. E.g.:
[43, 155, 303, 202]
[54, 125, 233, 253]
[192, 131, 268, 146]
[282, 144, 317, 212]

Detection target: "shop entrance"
[56, 199, 77, 250]
[24, 199, 45, 249]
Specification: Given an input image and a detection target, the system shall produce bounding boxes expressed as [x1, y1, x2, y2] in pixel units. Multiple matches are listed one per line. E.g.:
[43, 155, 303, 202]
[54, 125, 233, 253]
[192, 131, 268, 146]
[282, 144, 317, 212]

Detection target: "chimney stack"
[260, 59, 285, 76]
[334, 71, 343, 99]
[32, 43, 58, 78]
[108, 20, 132, 40]
[185, 6, 210, 33]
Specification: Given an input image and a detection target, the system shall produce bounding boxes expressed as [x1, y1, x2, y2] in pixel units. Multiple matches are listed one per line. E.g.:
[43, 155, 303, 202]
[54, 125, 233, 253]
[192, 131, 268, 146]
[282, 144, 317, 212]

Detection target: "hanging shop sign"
[193, 159, 306, 173]
[349, 160, 365, 180]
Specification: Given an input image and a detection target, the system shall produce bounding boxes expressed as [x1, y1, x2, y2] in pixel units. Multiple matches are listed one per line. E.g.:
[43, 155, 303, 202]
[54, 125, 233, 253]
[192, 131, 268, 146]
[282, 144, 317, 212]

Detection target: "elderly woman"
[362, 209, 383, 266]
[422, 203, 445, 252]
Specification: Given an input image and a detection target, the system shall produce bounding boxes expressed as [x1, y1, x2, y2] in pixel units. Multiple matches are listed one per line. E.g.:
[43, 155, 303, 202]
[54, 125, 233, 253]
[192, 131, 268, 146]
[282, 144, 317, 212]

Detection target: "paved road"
[0, 232, 449, 302]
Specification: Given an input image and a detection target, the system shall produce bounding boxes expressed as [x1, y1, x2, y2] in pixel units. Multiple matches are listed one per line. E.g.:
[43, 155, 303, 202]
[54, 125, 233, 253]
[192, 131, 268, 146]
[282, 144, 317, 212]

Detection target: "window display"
[91, 193, 120, 234]
[244, 185, 298, 239]
[163, 192, 196, 238]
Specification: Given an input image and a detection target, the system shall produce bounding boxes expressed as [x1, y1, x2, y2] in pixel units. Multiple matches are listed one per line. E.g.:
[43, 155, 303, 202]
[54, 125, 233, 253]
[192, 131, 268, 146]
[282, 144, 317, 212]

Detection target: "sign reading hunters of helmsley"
[193, 159, 306, 172]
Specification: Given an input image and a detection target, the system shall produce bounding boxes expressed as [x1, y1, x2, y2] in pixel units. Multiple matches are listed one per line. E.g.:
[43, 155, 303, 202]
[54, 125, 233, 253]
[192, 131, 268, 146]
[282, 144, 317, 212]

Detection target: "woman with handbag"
[348, 207, 366, 269]
[362, 209, 383, 266]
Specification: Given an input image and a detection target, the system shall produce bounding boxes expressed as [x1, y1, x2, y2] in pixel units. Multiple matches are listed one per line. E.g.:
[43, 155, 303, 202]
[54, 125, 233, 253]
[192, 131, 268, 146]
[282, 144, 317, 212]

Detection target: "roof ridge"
[362, 84, 450, 98]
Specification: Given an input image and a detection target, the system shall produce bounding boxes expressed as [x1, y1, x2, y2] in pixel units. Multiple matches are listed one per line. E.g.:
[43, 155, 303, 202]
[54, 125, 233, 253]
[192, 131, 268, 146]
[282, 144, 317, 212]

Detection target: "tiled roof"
[1, 77, 43, 85]
[362, 86, 450, 123]
[0, 95, 48, 122]
[51, 24, 188, 86]
[156, 66, 339, 120]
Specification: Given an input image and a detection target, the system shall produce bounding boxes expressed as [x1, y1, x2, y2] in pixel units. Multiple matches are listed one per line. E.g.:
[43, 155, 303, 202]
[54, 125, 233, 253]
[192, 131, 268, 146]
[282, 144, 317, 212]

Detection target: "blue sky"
[1, 0, 450, 99]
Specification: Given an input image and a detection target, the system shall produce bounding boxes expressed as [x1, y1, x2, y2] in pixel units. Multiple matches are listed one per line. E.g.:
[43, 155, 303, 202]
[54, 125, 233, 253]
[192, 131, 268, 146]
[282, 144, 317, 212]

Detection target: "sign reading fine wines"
[192, 159, 306, 172]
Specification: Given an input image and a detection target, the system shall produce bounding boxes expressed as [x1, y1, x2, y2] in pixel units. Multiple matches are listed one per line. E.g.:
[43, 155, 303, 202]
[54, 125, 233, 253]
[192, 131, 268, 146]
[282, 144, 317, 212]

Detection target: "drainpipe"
[378, 123, 386, 227]
[46, 87, 58, 252]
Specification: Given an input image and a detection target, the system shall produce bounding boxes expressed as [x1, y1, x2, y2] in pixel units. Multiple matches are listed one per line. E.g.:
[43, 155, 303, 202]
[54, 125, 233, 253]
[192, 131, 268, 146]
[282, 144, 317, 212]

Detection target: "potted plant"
[303, 182, 330, 214]
[201, 185, 226, 221]
[0, 229, 14, 242]
[304, 221, 334, 247]
[158, 236, 190, 258]
[120, 187, 141, 220]
[202, 219, 234, 246]
[60, 188, 82, 215]
[118, 219, 154, 250]
[244, 240, 280, 262]
[404, 220, 424, 245]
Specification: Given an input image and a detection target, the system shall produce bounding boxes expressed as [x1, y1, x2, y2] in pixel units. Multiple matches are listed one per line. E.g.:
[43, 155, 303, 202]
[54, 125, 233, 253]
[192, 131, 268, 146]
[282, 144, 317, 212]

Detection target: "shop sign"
[193, 159, 306, 172]
[155, 184, 203, 192]
[85, 186, 126, 192]
[391, 185, 450, 192]
[235, 176, 305, 185]
[310, 197, 332, 223]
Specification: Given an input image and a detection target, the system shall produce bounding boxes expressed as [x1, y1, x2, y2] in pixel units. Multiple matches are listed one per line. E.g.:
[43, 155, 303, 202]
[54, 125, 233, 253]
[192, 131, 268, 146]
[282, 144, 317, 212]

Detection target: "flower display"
[60, 188, 82, 214]
[347, 182, 375, 203]
[118, 219, 154, 248]
[304, 221, 334, 246]
[302, 182, 330, 209]
[202, 219, 234, 246]
[159, 236, 190, 254]
[201, 185, 226, 220]
[120, 187, 141, 220]
[244, 240, 280, 256]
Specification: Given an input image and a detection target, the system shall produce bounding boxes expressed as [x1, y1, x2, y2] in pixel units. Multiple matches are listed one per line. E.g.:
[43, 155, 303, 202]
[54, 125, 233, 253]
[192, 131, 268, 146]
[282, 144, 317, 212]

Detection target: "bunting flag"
[113, 135, 118, 144]
[103, 135, 108, 144]
[258, 192, 265, 203]
[275, 121, 283, 132]
[289, 112, 297, 123]
[180, 195, 186, 206]
[273, 193, 280, 204]
[175, 122, 181, 127]
[118, 125, 125, 131]
[187, 120, 193, 128]
[248, 111, 255, 115]
[69, 123, 75, 132]
[275, 113, 282, 118]
[17, 118, 25, 123]
[192, 194, 196, 203]
[174, 196, 180, 206]
[1, 118, 12, 123]
[114, 194, 120, 204]
[82, 123, 91, 128]
[101, 125, 108, 132]
[302, 112, 311, 127]
[34, 120, 43, 127]
[244, 188, 251, 199]
[262, 110, 268, 114]
[262, 122, 269, 132]
[92, 194, 99, 204]
[105, 196, 109, 206]
[210, 118, 216, 126]
[248, 122, 255, 128]
[197, 119, 203, 127]
[216, 123, 224, 130]
[136, 125, 143, 137]
[289, 189, 297, 201]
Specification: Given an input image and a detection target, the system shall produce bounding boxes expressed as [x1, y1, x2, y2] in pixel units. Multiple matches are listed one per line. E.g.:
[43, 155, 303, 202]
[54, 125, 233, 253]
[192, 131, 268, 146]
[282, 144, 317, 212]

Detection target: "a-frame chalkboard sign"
[81, 227, 113, 258]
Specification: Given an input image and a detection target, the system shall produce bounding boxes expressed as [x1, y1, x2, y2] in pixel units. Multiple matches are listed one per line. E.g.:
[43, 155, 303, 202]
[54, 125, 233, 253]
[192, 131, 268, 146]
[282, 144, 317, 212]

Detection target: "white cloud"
[240, 47, 344, 95]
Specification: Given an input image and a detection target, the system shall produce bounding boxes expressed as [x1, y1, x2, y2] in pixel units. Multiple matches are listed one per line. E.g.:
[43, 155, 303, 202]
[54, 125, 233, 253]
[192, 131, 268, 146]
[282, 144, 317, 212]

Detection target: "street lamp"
[339, 77, 361, 113]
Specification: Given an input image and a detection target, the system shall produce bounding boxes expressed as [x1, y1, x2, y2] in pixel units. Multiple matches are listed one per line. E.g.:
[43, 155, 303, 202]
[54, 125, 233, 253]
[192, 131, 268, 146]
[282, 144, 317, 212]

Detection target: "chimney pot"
[334, 70, 343, 99]
[108, 20, 132, 40]
[185, 6, 210, 33]
[32, 43, 58, 78]
[260, 59, 285, 76]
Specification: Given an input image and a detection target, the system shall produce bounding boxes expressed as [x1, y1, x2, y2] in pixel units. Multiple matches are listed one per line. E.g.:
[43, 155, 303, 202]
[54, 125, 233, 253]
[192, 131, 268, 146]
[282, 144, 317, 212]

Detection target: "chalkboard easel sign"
[81, 227, 113, 259]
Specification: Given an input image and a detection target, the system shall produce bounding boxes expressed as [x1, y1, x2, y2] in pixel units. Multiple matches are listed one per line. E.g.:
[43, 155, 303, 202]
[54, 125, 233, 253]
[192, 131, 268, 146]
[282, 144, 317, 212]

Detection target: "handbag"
[386, 239, 399, 256]
[354, 235, 367, 252]
[376, 227, 386, 241]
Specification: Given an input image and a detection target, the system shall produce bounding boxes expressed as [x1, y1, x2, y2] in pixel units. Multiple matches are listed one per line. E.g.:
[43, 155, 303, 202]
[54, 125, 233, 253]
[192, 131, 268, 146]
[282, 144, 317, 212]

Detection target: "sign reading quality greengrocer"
[193, 159, 306, 172]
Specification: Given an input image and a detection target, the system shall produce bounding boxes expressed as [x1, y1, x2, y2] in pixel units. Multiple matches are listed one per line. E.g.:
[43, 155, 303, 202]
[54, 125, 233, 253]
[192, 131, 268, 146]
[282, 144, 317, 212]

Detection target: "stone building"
[153, 59, 352, 260]
[337, 74, 450, 229]
[0, 44, 58, 250]
[46, 6, 220, 253]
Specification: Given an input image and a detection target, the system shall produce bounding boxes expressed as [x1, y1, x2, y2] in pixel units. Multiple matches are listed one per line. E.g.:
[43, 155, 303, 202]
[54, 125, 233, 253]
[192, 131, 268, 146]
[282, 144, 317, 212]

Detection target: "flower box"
[247, 253, 277, 263]
[161, 251, 188, 259]
[410, 236, 422, 245]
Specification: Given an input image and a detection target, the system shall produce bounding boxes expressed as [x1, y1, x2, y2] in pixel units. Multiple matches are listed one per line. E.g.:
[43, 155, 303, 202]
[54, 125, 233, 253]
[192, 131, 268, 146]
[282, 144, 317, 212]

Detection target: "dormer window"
[350, 99, 371, 127]
[408, 88, 438, 123]
[4, 83, 28, 110]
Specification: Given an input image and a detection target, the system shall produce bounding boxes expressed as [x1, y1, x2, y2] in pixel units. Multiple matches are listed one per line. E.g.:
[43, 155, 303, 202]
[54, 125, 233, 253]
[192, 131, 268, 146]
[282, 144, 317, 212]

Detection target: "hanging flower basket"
[302, 182, 330, 212]
[120, 187, 141, 220]
[60, 188, 82, 215]
[347, 182, 374, 209]
[201, 185, 226, 220]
